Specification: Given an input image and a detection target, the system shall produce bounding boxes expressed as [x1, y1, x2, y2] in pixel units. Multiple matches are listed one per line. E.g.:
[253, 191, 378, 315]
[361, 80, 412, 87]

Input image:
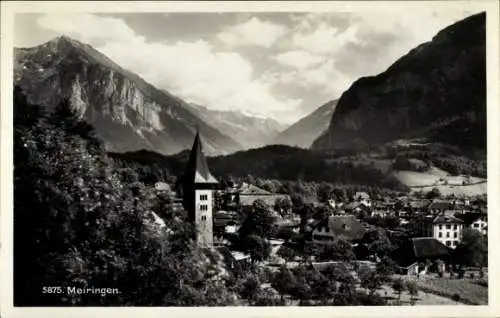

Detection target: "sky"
[14, 10, 476, 124]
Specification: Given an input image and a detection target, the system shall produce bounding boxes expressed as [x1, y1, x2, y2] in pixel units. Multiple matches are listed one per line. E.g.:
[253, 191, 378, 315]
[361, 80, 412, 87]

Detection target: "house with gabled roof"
[390, 237, 451, 275]
[353, 191, 371, 207]
[311, 215, 365, 244]
[411, 212, 464, 249]
[427, 201, 452, 214]
[456, 212, 487, 236]
[235, 183, 291, 212]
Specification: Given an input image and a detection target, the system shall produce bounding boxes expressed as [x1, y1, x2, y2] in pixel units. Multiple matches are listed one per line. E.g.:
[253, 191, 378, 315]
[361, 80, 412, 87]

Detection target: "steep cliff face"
[185, 103, 287, 149]
[312, 12, 486, 152]
[14, 36, 242, 155]
[270, 99, 338, 148]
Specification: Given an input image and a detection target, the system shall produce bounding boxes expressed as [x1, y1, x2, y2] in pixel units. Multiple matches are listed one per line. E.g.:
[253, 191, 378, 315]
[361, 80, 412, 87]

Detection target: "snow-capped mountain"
[185, 103, 288, 149]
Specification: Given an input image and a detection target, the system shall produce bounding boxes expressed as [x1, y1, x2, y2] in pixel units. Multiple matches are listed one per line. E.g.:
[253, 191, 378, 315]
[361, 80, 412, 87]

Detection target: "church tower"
[180, 130, 218, 247]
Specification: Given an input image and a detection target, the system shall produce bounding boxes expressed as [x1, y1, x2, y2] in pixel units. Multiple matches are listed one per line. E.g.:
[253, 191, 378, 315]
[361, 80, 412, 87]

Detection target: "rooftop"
[391, 237, 451, 267]
[433, 214, 464, 224]
[181, 131, 218, 185]
[313, 215, 365, 241]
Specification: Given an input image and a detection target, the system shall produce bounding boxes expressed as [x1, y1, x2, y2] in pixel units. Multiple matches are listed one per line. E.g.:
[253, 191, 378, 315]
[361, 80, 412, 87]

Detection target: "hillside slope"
[271, 99, 338, 148]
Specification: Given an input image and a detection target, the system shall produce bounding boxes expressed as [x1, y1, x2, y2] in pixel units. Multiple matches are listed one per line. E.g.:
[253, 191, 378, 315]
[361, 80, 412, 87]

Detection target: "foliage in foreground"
[14, 87, 241, 306]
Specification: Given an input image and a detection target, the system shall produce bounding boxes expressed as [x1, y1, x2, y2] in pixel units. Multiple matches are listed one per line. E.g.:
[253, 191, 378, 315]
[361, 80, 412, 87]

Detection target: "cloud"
[32, 11, 477, 124]
[36, 14, 144, 46]
[217, 17, 287, 48]
[36, 13, 301, 123]
[291, 22, 358, 55]
[277, 10, 475, 96]
[274, 50, 325, 69]
[214, 78, 303, 122]
[272, 61, 354, 98]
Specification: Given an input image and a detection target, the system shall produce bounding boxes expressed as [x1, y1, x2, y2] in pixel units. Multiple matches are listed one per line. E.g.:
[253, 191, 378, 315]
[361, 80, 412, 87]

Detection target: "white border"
[1, 1, 499, 318]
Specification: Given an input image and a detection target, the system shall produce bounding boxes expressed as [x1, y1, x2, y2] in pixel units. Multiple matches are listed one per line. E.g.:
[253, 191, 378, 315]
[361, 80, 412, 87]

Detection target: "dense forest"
[109, 145, 410, 202]
[384, 144, 487, 178]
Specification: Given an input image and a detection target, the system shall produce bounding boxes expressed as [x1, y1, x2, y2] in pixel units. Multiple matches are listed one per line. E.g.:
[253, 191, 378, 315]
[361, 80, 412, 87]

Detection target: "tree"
[290, 282, 312, 301]
[251, 199, 277, 238]
[393, 155, 412, 171]
[317, 182, 334, 203]
[274, 197, 292, 216]
[452, 293, 461, 304]
[375, 257, 398, 284]
[313, 273, 336, 305]
[277, 246, 296, 264]
[454, 228, 488, 270]
[405, 281, 419, 305]
[359, 269, 383, 296]
[391, 279, 405, 300]
[362, 229, 393, 258]
[242, 235, 271, 264]
[426, 187, 442, 200]
[261, 179, 279, 193]
[313, 204, 332, 221]
[271, 265, 297, 302]
[385, 216, 401, 229]
[299, 204, 314, 233]
[318, 239, 355, 262]
[333, 188, 347, 202]
[238, 199, 277, 239]
[237, 274, 261, 304]
[13, 88, 241, 306]
[291, 194, 305, 212]
[254, 287, 285, 306]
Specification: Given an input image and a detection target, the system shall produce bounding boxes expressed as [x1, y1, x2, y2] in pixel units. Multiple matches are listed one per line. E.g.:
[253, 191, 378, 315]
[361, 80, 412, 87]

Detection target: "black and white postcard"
[1, 1, 499, 318]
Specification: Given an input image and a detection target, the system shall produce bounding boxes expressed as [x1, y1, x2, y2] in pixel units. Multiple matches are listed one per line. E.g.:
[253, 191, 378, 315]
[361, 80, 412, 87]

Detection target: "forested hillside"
[110, 145, 410, 204]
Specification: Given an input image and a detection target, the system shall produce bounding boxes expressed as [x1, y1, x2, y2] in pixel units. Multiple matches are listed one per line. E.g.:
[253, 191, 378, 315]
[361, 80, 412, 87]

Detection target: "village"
[148, 132, 488, 306]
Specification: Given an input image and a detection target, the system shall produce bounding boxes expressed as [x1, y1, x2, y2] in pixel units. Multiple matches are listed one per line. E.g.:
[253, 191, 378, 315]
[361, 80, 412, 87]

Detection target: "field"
[393, 169, 486, 196]
[377, 284, 460, 305]
[398, 276, 488, 305]
[327, 154, 487, 196]
[413, 183, 487, 196]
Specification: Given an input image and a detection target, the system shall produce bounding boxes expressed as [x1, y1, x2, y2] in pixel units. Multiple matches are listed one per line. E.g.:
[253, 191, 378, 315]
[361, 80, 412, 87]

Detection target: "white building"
[469, 216, 487, 235]
[457, 213, 488, 236]
[412, 214, 464, 249]
[354, 192, 371, 207]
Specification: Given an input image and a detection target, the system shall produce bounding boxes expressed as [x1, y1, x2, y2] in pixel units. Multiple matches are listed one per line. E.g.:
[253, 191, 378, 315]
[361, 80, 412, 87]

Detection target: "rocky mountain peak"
[14, 36, 242, 155]
[311, 12, 486, 152]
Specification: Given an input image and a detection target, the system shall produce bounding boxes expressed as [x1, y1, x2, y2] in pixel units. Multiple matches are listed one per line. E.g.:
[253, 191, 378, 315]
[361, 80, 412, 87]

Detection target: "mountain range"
[184, 103, 287, 149]
[14, 12, 486, 158]
[14, 36, 243, 156]
[312, 12, 486, 153]
[270, 99, 338, 148]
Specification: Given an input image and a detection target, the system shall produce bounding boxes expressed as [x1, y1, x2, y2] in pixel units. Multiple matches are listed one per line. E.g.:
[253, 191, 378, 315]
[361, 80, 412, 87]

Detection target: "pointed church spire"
[182, 129, 218, 184]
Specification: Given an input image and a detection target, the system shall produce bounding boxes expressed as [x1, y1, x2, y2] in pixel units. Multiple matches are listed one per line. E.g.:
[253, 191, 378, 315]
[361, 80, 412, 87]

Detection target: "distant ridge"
[184, 102, 287, 149]
[270, 99, 338, 148]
